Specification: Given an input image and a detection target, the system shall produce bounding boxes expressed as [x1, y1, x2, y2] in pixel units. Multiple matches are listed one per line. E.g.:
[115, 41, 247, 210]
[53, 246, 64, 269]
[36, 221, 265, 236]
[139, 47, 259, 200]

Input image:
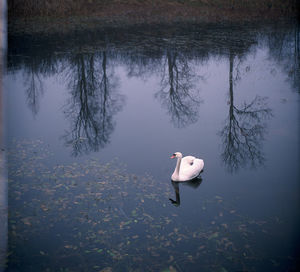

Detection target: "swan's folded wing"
[181, 158, 204, 180]
[182, 156, 196, 166]
[194, 159, 204, 172]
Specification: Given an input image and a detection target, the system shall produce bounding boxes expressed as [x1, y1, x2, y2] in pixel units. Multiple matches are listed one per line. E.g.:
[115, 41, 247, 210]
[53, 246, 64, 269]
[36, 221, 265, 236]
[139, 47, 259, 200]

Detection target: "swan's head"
[170, 152, 182, 159]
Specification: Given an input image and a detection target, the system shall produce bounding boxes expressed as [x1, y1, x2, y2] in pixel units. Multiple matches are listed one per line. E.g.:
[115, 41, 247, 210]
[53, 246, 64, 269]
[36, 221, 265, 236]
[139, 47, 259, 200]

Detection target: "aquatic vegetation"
[6, 140, 292, 271]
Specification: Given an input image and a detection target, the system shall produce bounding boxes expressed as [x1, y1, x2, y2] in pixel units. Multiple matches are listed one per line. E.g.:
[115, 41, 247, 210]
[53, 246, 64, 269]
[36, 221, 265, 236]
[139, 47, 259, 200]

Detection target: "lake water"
[4, 20, 300, 271]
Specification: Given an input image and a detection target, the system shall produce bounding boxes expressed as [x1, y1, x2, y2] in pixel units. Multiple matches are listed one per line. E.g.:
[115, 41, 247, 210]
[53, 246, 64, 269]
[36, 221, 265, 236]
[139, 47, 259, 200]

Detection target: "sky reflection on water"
[4, 21, 300, 271]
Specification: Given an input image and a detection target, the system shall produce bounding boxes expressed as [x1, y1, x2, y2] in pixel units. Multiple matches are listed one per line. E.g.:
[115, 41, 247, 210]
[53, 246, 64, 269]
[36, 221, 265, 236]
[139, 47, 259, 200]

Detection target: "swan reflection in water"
[169, 177, 203, 207]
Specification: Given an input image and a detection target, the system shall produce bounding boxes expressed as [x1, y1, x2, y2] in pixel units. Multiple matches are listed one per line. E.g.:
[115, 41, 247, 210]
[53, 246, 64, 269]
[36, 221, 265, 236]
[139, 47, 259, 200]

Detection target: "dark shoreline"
[8, 0, 298, 17]
[8, 0, 299, 35]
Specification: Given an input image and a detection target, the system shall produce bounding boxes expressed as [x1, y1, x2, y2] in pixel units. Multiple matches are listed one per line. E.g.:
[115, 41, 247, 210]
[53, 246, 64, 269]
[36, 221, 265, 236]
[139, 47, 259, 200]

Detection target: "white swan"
[170, 152, 204, 182]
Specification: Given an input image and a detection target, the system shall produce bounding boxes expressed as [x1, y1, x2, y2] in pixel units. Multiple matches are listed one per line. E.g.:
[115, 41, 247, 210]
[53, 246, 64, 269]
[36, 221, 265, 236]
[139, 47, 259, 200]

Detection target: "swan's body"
[171, 152, 204, 182]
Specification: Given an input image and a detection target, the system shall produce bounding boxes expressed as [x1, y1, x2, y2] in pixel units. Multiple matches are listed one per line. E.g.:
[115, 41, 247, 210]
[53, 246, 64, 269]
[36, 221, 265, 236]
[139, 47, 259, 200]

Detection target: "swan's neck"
[174, 157, 182, 176]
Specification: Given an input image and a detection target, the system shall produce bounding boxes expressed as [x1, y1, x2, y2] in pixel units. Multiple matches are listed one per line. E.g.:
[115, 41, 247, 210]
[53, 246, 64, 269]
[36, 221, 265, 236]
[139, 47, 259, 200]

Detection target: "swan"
[170, 152, 204, 182]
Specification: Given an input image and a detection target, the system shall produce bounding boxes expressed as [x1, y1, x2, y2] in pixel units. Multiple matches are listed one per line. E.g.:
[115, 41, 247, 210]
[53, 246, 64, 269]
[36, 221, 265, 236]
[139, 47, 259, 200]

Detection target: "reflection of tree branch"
[23, 61, 44, 116]
[220, 53, 272, 172]
[156, 50, 203, 128]
[63, 51, 124, 156]
[266, 22, 300, 93]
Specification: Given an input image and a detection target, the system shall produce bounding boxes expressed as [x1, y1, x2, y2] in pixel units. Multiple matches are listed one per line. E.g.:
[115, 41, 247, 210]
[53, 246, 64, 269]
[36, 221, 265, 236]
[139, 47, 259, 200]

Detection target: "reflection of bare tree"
[169, 178, 202, 207]
[155, 49, 203, 128]
[63, 51, 124, 156]
[266, 22, 300, 92]
[126, 54, 161, 80]
[16, 51, 59, 116]
[220, 52, 272, 172]
[23, 60, 44, 116]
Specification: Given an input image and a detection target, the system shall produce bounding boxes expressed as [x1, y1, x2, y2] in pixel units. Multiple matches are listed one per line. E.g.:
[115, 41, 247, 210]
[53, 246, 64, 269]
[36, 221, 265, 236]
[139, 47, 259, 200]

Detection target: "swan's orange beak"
[170, 155, 176, 159]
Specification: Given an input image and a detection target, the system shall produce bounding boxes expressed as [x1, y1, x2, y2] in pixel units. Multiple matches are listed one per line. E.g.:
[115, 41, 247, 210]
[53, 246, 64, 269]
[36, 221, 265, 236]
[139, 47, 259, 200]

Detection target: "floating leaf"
[208, 232, 219, 240]
[64, 245, 72, 249]
[131, 210, 137, 216]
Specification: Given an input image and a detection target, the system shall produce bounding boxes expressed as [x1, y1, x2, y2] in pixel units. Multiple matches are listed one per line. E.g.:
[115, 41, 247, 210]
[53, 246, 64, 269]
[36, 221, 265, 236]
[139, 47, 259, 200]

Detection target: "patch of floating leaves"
[7, 140, 285, 272]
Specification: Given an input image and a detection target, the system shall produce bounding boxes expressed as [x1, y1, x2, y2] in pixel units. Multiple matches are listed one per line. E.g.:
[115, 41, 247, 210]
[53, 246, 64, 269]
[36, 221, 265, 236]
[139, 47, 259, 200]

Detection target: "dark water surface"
[4, 21, 300, 271]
